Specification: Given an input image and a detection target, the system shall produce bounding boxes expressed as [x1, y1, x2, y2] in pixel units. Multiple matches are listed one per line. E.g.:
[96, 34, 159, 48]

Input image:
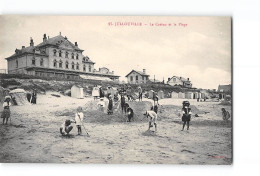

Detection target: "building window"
[71, 53, 74, 59]
[59, 60, 63, 68]
[89, 65, 91, 72]
[40, 58, 44, 66]
[82, 58, 85, 62]
[32, 57, 36, 65]
[76, 63, 79, 70]
[53, 49, 57, 56]
[76, 54, 79, 60]
[53, 59, 57, 67]
[71, 62, 75, 69]
[16, 60, 18, 68]
[59, 50, 62, 57]
[130, 76, 133, 81]
[83, 65, 86, 71]
[66, 61, 69, 69]
[65, 51, 68, 58]
[136, 76, 138, 81]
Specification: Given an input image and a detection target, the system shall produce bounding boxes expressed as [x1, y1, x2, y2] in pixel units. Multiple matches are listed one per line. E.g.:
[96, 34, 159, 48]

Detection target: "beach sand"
[0, 92, 232, 164]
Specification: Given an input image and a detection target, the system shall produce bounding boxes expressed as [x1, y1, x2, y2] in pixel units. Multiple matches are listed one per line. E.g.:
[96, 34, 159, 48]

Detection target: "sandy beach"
[0, 92, 232, 164]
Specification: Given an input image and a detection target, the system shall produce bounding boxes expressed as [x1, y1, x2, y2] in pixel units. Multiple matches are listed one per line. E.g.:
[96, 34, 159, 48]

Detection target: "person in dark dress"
[120, 94, 126, 113]
[126, 107, 134, 122]
[31, 90, 37, 104]
[181, 101, 192, 131]
[1, 96, 11, 125]
[107, 95, 113, 115]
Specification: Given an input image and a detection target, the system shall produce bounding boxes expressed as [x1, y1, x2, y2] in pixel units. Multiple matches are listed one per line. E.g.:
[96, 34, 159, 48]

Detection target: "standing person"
[60, 119, 75, 136]
[181, 101, 192, 131]
[99, 86, 104, 98]
[31, 89, 37, 104]
[143, 110, 158, 131]
[120, 94, 126, 113]
[138, 86, 142, 101]
[107, 95, 113, 115]
[1, 96, 12, 125]
[75, 106, 84, 135]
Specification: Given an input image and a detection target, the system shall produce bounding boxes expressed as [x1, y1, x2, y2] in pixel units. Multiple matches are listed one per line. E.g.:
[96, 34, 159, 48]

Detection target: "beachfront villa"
[5, 33, 120, 81]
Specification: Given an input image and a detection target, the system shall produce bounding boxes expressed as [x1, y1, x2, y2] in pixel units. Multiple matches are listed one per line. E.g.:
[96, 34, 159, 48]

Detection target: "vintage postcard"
[0, 16, 232, 164]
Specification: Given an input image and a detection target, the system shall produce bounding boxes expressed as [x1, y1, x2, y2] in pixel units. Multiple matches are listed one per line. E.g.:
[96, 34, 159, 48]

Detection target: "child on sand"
[144, 110, 157, 131]
[60, 119, 75, 135]
[75, 106, 84, 135]
[1, 96, 12, 125]
[181, 101, 192, 131]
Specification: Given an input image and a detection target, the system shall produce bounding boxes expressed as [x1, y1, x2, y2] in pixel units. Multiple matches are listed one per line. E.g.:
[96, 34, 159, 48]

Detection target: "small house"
[71, 85, 84, 99]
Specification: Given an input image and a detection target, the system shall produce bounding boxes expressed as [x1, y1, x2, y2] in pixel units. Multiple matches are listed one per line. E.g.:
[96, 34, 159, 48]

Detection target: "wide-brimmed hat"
[4, 96, 11, 100]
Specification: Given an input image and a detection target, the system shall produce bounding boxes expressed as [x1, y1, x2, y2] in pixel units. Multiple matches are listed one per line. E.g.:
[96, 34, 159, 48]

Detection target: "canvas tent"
[178, 92, 185, 99]
[9, 88, 31, 106]
[71, 85, 84, 99]
[158, 90, 164, 99]
[171, 91, 178, 98]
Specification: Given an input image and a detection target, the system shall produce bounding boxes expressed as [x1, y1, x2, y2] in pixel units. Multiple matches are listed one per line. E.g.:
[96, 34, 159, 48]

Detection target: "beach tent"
[9, 88, 31, 106]
[171, 91, 178, 99]
[198, 93, 202, 99]
[158, 90, 164, 99]
[71, 85, 84, 99]
[148, 90, 154, 99]
[178, 92, 185, 99]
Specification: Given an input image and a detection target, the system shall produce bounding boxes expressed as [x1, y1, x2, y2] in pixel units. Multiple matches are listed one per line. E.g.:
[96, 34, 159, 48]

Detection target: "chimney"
[30, 37, 34, 47]
[168, 78, 170, 81]
[75, 42, 78, 46]
[48, 36, 49, 39]
[143, 69, 146, 74]
[65, 36, 67, 40]
[59, 32, 61, 36]
[187, 78, 189, 81]
[43, 34, 47, 42]
[22, 46, 25, 49]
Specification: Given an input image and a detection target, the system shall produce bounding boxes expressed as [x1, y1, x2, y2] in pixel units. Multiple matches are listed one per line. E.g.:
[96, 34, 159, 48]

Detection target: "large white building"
[5, 33, 120, 81]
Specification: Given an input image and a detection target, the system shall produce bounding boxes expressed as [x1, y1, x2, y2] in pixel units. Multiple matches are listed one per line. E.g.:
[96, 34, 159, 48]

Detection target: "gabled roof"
[37, 35, 83, 51]
[168, 76, 191, 83]
[5, 46, 47, 60]
[218, 84, 231, 92]
[125, 70, 150, 77]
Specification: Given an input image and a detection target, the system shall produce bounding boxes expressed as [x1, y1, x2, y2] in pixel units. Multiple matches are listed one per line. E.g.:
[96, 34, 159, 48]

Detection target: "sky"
[0, 16, 231, 89]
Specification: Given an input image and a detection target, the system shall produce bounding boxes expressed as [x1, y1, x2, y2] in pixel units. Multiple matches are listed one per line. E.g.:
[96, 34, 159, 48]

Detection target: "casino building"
[5, 33, 120, 81]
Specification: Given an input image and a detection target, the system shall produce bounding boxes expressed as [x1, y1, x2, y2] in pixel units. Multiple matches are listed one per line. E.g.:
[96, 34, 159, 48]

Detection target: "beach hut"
[9, 89, 31, 106]
[178, 92, 185, 99]
[148, 90, 154, 99]
[171, 91, 178, 98]
[185, 92, 193, 99]
[193, 92, 199, 99]
[71, 85, 84, 99]
[92, 86, 100, 98]
[201, 93, 205, 99]
[158, 90, 164, 99]
[198, 93, 202, 99]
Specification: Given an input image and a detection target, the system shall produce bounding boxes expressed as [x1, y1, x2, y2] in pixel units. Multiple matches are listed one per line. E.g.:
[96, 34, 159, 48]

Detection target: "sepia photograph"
[0, 16, 232, 164]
